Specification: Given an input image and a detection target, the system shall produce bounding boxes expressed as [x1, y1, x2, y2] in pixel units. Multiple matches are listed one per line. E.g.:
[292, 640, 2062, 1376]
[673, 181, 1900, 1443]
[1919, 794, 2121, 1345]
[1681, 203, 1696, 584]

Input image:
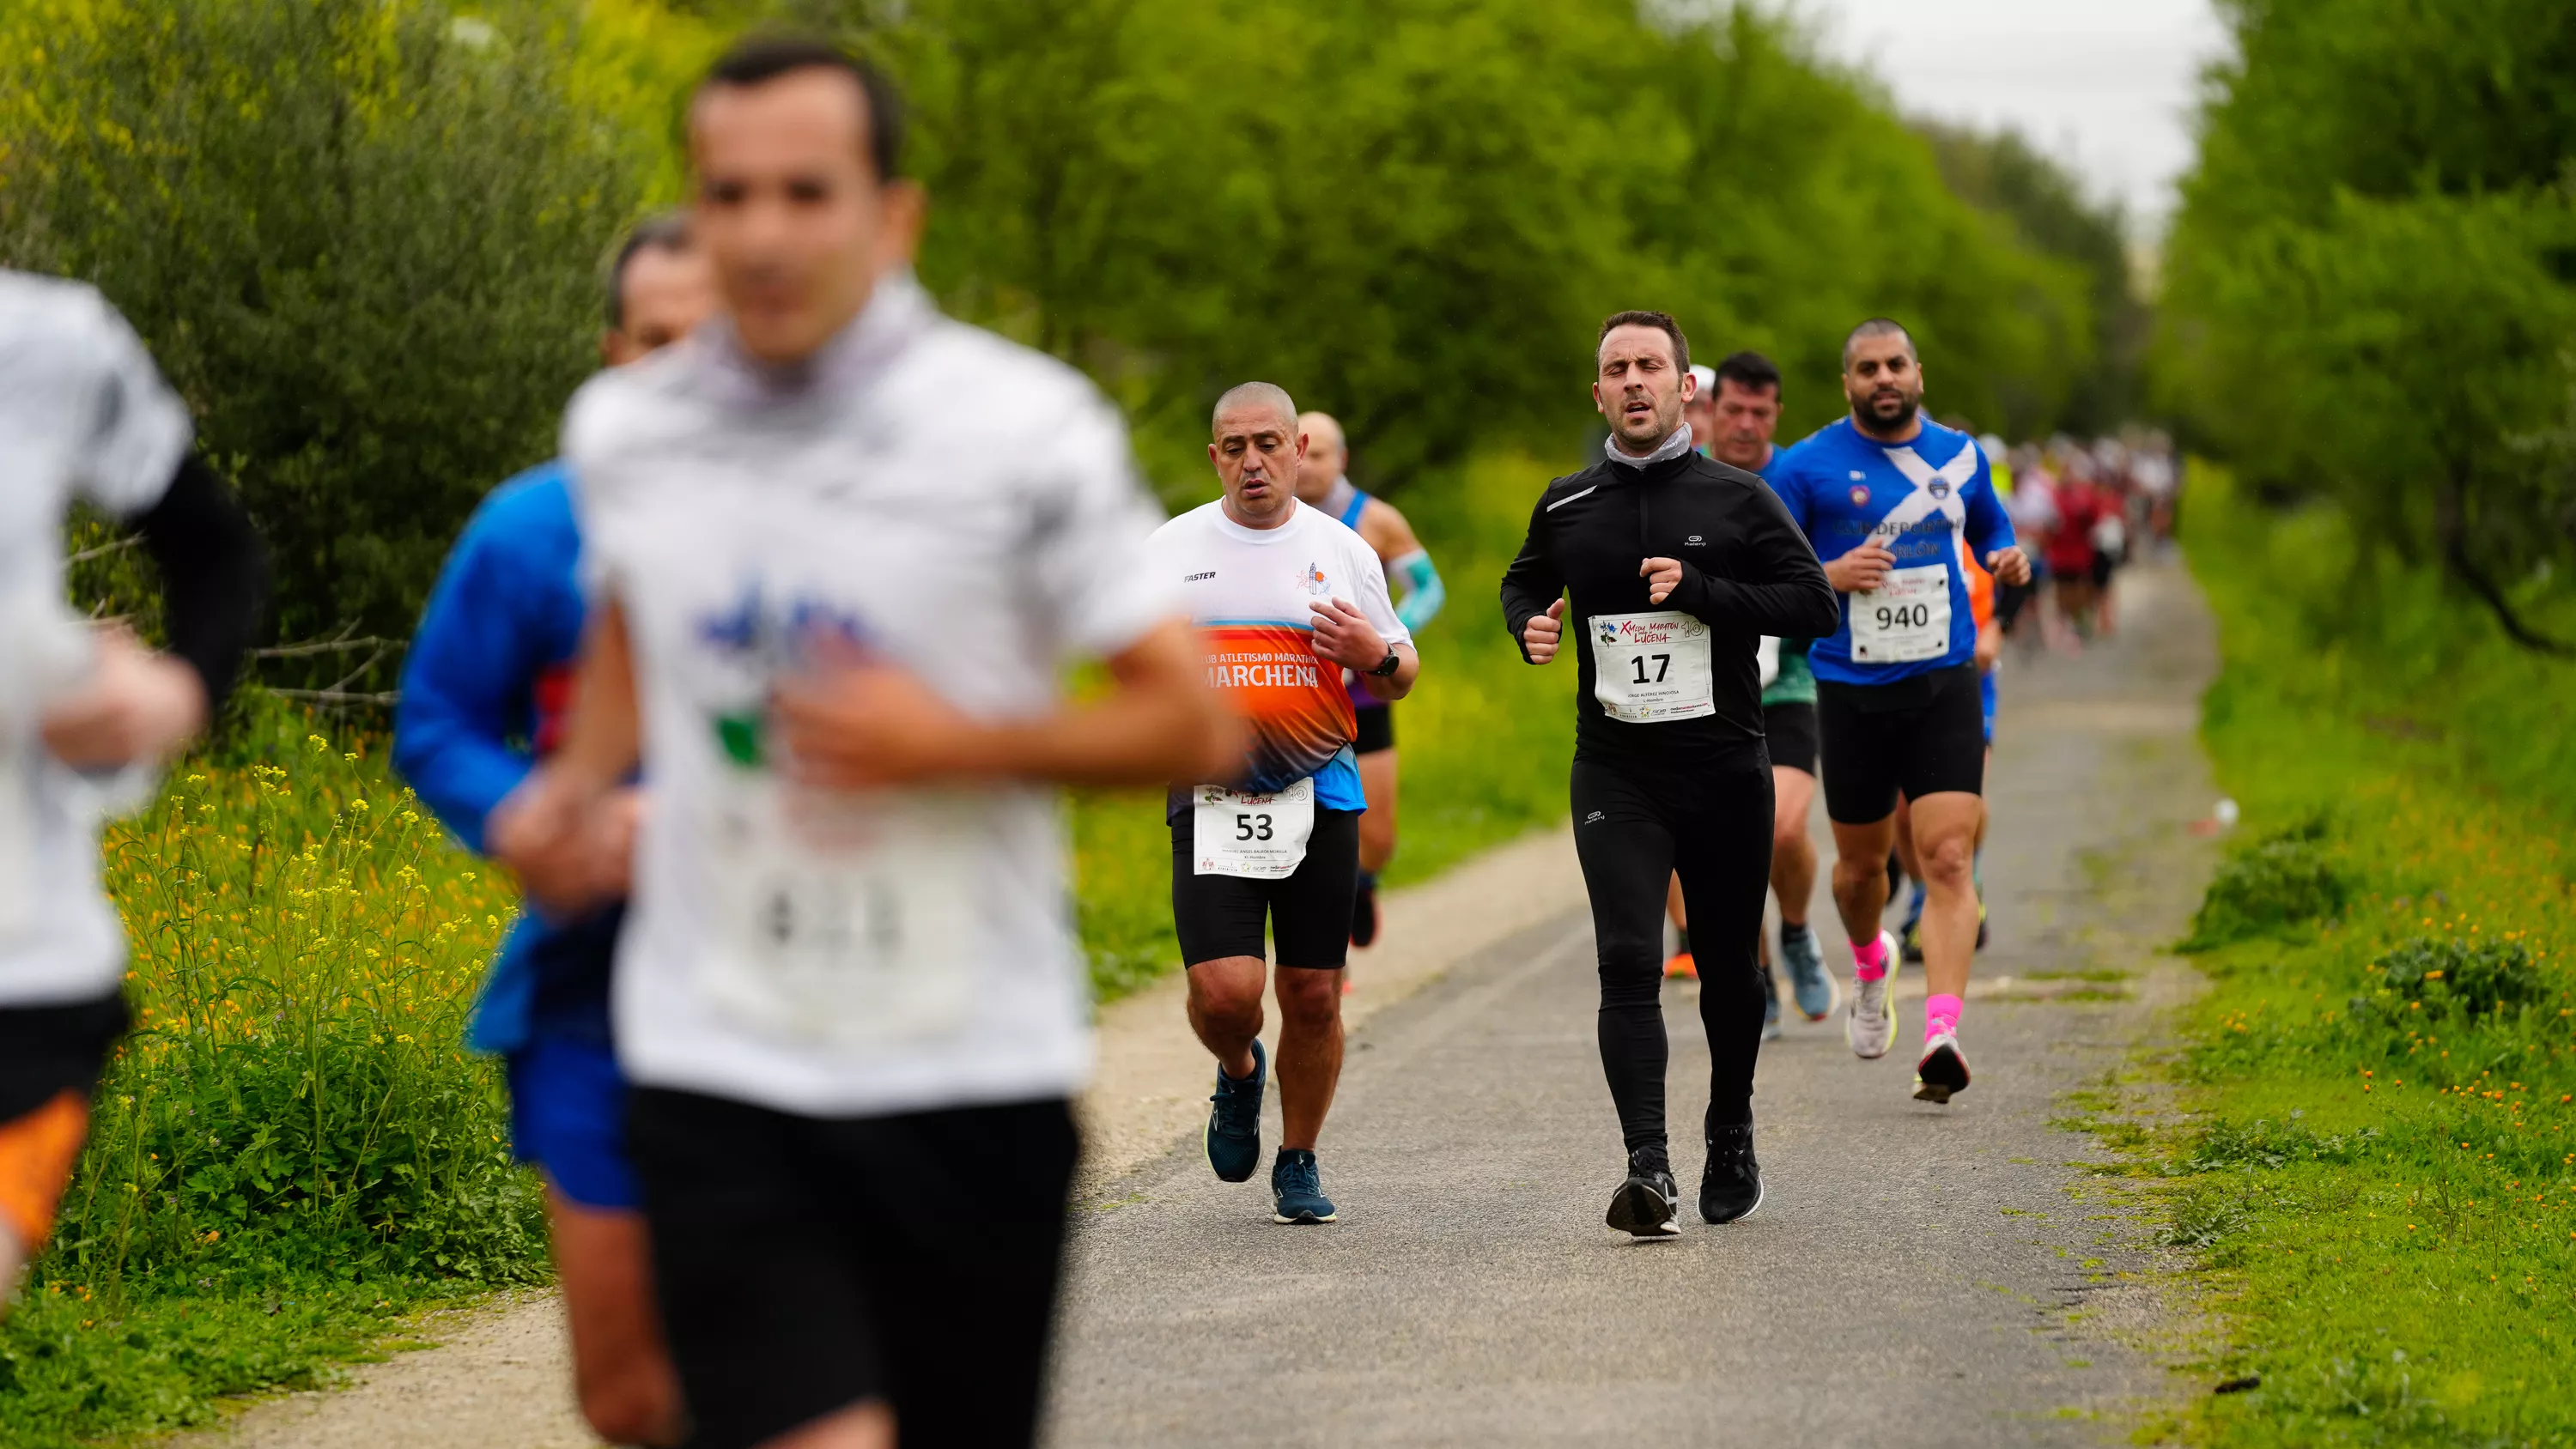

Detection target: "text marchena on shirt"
[1204, 651, 1323, 690]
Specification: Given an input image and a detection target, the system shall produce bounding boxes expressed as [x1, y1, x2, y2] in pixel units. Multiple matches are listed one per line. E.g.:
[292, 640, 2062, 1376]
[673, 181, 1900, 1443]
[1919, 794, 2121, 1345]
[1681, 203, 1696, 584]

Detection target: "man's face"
[1594, 325, 1692, 451]
[689, 69, 925, 365]
[601, 245, 720, 367]
[1844, 332, 1923, 434]
[1209, 405, 1304, 524]
[1708, 379, 1781, 470]
[1294, 414, 1346, 504]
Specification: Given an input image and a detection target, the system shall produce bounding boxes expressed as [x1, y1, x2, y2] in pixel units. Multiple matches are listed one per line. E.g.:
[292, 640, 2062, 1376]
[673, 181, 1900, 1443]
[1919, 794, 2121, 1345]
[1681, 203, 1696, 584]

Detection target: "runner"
[2044, 450, 2105, 642]
[1291, 409, 1443, 949]
[0, 273, 265, 1308]
[490, 39, 1232, 1449]
[392, 213, 716, 1446]
[1659, 353, 1838, 1039]
[1158, 385, 1418, 1224]
[1768, 318, 2028, 1105]
[1500, 311, 1837, 1236]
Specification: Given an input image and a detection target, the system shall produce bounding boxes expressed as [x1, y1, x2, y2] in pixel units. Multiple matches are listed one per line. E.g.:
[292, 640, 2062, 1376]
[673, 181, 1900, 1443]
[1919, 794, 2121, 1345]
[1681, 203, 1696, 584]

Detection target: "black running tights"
[1569, 755, 1774, 1160]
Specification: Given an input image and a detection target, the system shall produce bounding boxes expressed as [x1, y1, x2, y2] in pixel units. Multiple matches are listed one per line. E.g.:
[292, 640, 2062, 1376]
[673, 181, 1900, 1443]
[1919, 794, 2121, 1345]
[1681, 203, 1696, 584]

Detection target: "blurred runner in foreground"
[394, 213, 717, 1446]
[1291, 410, 1442, 953]
[492, 39, 1231, 1449]
[0, 273, 265, 1309]
[1159, 386, 1418, 1225]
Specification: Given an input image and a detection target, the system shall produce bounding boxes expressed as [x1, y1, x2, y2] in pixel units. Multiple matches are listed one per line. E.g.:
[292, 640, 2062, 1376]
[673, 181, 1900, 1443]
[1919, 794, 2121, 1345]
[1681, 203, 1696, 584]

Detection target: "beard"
[1853, 386, 1920, 433]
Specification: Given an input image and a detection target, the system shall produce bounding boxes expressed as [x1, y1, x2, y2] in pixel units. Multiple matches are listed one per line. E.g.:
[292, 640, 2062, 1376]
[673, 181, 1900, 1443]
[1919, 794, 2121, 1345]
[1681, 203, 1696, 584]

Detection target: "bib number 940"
[1848, 563, 1953, 664]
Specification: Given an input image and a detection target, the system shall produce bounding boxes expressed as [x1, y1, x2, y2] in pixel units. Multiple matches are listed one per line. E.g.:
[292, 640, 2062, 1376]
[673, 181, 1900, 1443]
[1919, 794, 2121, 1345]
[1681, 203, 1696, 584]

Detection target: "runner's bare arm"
[1309, 597, 1419, 703]
[771, 617, 1240, 791]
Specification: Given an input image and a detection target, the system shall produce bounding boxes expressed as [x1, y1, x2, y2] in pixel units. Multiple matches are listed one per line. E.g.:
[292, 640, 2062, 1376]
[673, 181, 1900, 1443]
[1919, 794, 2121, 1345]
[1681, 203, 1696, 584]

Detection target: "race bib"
[702, 779, 983, 1048]
[1589, 610, 1715, 723]
[1850, 564, 1953, 664]
[1193, 778, 1315, 879]
[1757, 635, 1782, 689]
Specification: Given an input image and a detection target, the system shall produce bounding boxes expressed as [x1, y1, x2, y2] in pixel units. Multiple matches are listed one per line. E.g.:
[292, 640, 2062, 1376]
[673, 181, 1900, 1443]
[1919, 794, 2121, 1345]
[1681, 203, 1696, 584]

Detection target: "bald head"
[1295, 410, 1346, 504]
[1212, 381, 1297, 439]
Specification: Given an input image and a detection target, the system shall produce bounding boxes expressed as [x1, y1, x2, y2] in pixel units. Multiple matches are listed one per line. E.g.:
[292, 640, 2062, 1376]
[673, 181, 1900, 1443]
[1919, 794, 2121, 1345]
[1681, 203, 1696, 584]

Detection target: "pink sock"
[1925, 993, 1964, 1043]
[1851, 934, 1889, 982]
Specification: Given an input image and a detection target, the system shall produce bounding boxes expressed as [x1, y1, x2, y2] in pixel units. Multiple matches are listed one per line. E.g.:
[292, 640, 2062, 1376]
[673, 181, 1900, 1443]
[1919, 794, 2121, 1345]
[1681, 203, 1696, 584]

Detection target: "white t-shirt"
[564, 273, 1176, 1119]
[1145, 499, 1408, 811]
[0, 272, 193, 1008]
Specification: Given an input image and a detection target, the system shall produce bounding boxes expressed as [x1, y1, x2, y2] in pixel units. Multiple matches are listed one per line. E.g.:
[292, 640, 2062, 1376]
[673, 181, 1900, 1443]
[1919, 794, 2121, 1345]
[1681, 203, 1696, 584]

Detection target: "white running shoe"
[1846, 930, 1899, 1059]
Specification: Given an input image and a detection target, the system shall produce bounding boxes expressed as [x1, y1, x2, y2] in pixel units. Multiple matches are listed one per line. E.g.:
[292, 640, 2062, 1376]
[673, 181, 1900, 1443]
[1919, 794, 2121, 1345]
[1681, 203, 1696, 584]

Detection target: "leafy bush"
[2183, 828, 2357, 950]
[2353, 934, 2549, 1028]
[42, 715, 539, 1300]
[0, 0, 647, 642]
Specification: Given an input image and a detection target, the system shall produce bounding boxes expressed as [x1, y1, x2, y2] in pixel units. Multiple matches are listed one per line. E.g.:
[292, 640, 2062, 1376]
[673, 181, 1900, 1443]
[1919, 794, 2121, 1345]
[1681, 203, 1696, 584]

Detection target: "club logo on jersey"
[1929, 479, 1952, 500]
[1300, 561, 1329, 596]
[1848, 483, 1870, 507]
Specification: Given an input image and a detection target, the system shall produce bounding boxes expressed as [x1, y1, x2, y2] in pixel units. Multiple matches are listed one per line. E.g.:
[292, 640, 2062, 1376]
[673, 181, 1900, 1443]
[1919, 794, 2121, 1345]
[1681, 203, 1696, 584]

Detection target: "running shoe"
[1846, 931, 1899, 1060]
[1698, 1124, 1764, 1224]
[1975, 900, 1990, 952]
[1350, 874, 1380, 949]
[1204, 1039, 1267, 1183]
[1605, 1149, 1681, 1239]
[1898, 909, 1926, 965]
[1271, 1148, 1337, 1224]
[1759, 960, 1783, 1041]
[1663, 950, 1698, 980]
[1779, 922, 1838, 1022]
[1913, 1033, 1972, 1104]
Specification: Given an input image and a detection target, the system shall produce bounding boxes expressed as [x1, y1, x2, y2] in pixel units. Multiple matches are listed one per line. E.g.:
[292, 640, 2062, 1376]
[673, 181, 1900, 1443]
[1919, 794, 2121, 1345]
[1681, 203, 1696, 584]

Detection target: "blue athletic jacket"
[393, 462, 620, 1053]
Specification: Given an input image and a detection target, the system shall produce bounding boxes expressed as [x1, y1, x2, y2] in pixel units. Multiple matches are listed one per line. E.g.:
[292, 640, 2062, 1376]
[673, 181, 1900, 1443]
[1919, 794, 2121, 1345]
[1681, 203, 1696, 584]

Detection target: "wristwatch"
[1368, 647, 1402, 677]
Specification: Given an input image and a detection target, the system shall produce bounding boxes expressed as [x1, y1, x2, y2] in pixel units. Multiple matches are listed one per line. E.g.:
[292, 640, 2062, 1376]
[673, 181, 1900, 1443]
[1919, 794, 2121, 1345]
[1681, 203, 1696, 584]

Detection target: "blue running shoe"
[1205, 1040, 1266, 1184]
[1779, 922, 1838, 1022]
[1271, 1148, 1337, 1224]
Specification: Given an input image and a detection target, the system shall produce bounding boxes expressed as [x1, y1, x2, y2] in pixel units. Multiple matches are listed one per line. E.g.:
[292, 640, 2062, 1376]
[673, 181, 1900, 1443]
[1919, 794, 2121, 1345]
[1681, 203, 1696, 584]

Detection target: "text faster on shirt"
[1147, 498, 1410, 814]
[1768, 415, 2017, 686]
[1499, 446, 1839, 771]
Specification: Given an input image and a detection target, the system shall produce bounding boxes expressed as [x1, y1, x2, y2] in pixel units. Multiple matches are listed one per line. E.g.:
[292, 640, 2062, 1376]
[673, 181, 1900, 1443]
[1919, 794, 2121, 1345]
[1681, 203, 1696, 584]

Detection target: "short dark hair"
[1712, 349, 1782, 397]
[1842, 317, 1916, 369]
[1596, 310, 1689, 375]
[605, 212, 693, 330]
[696, 36, 907, 184]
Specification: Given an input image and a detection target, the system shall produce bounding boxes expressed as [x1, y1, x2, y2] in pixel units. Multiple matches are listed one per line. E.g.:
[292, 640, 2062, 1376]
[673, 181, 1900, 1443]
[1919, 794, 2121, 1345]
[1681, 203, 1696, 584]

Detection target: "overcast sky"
[1795, 0, 2232, 232]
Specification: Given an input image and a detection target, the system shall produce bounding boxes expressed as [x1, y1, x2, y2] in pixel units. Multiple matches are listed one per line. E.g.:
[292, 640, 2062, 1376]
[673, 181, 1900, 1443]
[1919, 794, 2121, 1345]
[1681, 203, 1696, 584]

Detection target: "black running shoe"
[1271, 1148, 1337, 1224]
[1606, 1149, 1681, 1238]
[1699, 1124, 1765, 1224]
[1913, 1034, 1972, 1104]
[1204, 1039, 1267, 1183]
[1975, 901, 1990, 951]
[1350, 872, 1380, 949]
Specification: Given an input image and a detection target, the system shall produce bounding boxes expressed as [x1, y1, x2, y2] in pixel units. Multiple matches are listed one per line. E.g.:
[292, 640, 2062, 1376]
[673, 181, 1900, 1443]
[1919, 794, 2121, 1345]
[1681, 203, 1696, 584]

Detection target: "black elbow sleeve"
[131, 455, 270, 717]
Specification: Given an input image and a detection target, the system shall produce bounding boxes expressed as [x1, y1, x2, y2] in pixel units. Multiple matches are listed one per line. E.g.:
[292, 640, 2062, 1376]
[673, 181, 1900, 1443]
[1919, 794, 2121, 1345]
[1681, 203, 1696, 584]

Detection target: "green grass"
[2125, 465, 2576, 1446]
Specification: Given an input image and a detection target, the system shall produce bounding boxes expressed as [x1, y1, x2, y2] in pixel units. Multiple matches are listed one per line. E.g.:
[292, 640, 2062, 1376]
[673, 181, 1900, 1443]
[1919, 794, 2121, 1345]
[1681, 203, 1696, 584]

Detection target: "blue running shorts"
[505, 1033, 641, 1210]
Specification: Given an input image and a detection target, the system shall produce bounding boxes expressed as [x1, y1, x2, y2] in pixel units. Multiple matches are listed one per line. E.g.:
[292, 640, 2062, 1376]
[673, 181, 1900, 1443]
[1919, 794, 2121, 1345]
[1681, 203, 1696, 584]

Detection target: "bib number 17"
[1629, 653, 1672, 685]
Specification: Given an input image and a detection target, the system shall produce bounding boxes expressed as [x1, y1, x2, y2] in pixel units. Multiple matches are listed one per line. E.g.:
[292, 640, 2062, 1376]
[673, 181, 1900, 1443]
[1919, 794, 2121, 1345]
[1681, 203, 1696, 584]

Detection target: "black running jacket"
[1500, 450, 1838, 770]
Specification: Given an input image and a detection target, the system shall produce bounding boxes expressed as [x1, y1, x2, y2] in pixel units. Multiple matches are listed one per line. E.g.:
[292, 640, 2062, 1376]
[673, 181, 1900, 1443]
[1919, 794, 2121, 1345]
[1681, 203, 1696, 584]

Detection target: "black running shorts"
[1352, 703, 1394, 755]
[1761, 700, 1819, 776]
[1816, 663, 1987, 824]
[1170, 805, 1362, 968]
[0, 991, 125, 1123]
[628, 1090, 1079, 1449]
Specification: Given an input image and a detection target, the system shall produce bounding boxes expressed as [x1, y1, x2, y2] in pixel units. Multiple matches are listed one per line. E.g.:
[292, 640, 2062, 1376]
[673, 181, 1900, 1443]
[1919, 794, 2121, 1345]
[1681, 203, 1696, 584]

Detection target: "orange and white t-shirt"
[1148, 498, 1411, 811]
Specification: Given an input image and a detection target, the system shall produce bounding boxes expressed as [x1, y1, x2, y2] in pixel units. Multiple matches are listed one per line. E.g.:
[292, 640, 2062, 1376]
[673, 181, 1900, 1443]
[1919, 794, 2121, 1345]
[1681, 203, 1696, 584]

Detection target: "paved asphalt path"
[1046, 559, 2219, 1448]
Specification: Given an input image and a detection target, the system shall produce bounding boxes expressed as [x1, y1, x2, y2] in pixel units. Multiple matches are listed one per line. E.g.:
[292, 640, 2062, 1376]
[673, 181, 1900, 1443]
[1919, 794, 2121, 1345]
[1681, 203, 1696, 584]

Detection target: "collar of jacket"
[1605, 422, 1693, 470]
